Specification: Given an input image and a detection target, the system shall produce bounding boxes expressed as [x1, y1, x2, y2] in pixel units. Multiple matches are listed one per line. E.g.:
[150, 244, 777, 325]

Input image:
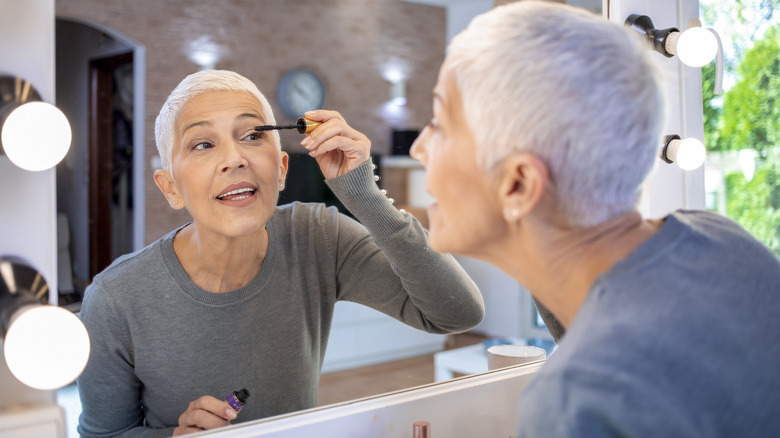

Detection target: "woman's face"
[410, 62, 506, 257]
[163, 89, 288, 239]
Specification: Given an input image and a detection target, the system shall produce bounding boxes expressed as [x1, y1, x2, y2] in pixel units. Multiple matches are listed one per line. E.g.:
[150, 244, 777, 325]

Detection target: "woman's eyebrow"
[182, 113, 265, 134]
[237, 113, 264, 124]
[182, 120, 211, 134]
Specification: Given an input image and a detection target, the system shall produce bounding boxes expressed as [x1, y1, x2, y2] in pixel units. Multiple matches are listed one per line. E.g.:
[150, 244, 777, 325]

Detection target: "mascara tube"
[254, 117, 321, 134]
[296, 117, 321, 134]
[226, 388, 250, 414]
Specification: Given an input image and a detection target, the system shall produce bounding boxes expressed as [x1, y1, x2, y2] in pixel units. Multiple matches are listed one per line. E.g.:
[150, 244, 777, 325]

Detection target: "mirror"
[52, 0, 601, 435]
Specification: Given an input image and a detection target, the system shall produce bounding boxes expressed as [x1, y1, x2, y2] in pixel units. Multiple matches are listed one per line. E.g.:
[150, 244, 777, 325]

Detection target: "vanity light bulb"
[669, 27, 718, 67]
[668, 137, 706, 170]
[4, 305, 90, 390]
[1, 101, 72, 171]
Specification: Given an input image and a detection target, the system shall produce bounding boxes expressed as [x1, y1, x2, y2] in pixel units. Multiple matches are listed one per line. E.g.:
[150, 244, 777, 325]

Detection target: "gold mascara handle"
[296, 117, 321, 134]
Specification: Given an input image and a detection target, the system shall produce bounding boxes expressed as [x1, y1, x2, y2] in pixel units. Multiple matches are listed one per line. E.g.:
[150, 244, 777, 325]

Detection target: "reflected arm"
[325, 161, 485, 333]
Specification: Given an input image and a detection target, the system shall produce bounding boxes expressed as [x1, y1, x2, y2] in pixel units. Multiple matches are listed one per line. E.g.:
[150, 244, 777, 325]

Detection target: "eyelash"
[190, 131, 264, 150]
[243, 131, 264, 142]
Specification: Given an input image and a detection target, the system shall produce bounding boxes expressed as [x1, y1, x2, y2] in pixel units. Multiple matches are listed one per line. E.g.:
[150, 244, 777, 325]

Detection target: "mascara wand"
[255, 117, 320, 134]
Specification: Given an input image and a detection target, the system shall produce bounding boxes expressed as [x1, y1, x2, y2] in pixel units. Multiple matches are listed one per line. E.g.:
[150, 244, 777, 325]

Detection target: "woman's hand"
[299, 109, 371, 179]
[173, 395, 238, 436]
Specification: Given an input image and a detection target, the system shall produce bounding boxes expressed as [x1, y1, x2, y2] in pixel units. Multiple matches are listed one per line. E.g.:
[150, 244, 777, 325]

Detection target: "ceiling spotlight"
[390, 79, 407, 106]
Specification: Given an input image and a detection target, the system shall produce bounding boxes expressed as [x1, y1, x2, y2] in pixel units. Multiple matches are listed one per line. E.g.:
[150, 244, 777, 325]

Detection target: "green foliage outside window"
[701, 1, 780, 257]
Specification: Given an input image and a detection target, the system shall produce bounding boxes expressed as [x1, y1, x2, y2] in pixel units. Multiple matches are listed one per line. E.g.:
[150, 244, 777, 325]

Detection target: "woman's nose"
[409, 127, 429, 166]
[220, 141, 248, 172]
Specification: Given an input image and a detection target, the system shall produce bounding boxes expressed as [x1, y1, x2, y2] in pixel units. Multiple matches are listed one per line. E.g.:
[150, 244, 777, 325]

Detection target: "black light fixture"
[661, 134, 706, 171]
[1, 256, 89, 390]
[0, 76, 72, 171]
[625, 14, 719, 68]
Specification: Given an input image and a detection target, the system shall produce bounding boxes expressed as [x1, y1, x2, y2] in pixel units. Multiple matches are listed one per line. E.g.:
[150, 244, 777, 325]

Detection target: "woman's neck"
[490, 211, 662, 329]
[172, 224, 269, 293]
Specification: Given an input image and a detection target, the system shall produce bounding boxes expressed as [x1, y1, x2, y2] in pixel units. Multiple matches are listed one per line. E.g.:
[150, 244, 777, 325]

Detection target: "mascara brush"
[255, 117, 321, 134]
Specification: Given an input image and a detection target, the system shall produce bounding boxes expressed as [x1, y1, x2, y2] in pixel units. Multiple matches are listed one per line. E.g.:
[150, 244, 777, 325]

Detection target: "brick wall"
[55, 0, 446, 243]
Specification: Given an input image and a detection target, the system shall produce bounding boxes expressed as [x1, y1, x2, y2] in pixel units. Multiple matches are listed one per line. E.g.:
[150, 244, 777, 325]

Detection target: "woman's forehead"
[178, 89, 266, 124]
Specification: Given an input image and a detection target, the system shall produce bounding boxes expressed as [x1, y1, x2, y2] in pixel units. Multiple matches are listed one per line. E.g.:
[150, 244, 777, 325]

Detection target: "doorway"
[55, 18, 145, 304]
[88, 52, 134, 278]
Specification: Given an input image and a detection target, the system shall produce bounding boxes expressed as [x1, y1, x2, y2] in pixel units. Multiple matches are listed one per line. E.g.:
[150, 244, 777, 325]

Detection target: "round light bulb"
[1, 101, 72, 171]
[675, 27, 718, 67]
[668, 137, 706, 170]
[4, 305, 90, 390]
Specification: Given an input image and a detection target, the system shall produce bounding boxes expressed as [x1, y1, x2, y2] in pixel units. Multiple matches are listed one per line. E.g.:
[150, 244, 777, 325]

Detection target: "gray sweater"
[519, 210, 780, 437]
[76, 161, 484, 438]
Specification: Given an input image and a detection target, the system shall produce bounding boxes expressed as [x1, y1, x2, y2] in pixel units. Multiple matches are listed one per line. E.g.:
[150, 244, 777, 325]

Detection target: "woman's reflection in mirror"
[76, 70, 485, 437]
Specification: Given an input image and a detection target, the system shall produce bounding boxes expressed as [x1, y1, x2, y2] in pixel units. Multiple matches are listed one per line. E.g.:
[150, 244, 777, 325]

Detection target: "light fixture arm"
[625, 14, 679, 58]
[0, 288, 39, 338]
[660, 134, 681, 164]
[0, 76, 43, 126]
[711, 28, 724, 95]
[0, 256, 47, 337]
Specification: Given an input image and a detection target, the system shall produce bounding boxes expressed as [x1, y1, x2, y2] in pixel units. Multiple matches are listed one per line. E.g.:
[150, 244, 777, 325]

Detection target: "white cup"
[486, 344, 546, 371]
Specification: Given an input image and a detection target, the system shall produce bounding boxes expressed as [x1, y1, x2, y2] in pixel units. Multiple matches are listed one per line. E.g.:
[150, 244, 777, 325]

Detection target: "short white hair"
[154, 70, 280, 172]
[447, 1, 665, 227]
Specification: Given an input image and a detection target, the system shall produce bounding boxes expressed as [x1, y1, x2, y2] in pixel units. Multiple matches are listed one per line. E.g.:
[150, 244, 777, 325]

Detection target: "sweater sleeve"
[533, 298, 566, 342]
[77, 278, 176, 438]
[324, 160, 484, 333]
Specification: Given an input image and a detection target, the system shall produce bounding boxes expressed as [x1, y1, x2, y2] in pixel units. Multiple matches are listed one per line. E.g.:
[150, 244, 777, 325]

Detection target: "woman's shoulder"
[90, 233, 172, 287]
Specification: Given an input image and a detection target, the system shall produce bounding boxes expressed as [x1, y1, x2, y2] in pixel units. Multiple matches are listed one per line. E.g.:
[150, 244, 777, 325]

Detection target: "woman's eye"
[243, 131, 263, 142]
[193, 141, 213, 150]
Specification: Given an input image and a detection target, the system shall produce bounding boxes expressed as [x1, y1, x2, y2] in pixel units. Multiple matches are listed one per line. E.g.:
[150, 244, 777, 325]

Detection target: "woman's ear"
[278, 151, 289, 189]
[497, 153, 548, 223]
[153, 169, 185, 209]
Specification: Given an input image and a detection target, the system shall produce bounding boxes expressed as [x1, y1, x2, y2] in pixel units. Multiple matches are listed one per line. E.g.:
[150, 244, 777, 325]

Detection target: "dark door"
[88, 52, 133, 279]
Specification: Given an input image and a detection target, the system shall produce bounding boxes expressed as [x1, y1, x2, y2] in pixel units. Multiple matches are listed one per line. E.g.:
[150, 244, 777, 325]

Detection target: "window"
[701, 0, 780, 257]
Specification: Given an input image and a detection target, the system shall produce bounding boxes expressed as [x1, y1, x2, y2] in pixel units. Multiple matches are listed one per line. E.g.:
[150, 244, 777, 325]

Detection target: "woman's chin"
[427, 227, 453, 255]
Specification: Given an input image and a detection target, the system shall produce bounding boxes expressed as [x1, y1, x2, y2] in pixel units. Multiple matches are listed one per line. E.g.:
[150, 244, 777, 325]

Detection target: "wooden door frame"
[88, 51, 132, 279]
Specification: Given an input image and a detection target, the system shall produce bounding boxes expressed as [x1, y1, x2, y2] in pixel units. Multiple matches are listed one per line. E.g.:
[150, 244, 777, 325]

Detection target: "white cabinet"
[322, 302, 446, 373]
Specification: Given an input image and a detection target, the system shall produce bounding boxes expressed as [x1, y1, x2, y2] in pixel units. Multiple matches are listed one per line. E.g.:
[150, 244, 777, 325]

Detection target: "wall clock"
[276, 69, 326, 120]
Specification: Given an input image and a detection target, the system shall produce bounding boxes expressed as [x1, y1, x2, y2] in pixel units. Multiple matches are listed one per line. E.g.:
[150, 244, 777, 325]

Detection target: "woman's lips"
[217, 187, 255, 201]
[217, 182, 257, 200]
[216, 182, 258, 206]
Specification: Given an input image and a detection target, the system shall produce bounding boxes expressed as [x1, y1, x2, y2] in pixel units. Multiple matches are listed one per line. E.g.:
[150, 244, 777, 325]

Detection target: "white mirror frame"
[191, 361, 543, 438]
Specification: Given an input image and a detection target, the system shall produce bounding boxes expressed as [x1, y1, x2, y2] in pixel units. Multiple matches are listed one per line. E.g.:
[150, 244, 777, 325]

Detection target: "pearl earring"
[504, 207, 520, 220]
[170, 201, 178, 206]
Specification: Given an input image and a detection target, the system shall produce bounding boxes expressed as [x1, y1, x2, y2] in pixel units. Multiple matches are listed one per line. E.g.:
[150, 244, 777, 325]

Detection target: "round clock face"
[276, 69, 326, 119]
